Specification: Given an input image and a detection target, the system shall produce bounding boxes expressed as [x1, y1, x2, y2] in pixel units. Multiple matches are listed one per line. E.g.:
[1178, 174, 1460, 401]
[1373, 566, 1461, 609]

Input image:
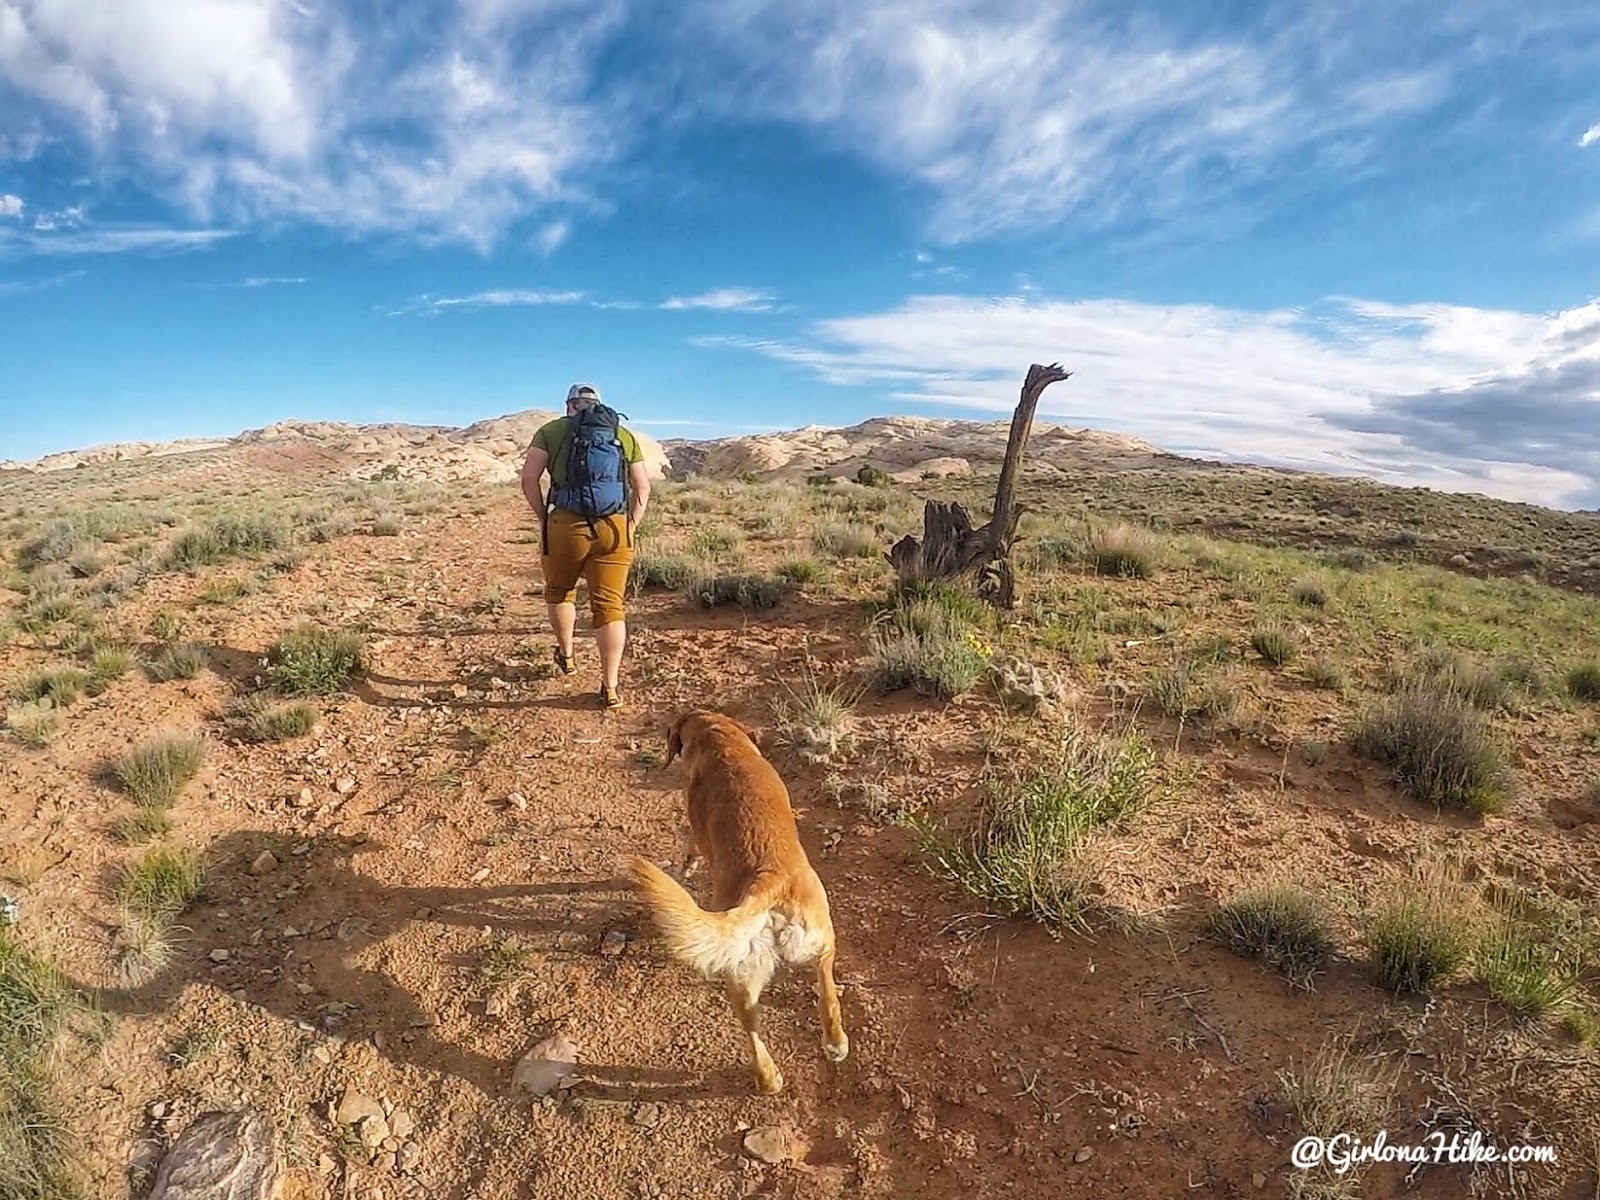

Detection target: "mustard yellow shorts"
[541, 509, 635, 627]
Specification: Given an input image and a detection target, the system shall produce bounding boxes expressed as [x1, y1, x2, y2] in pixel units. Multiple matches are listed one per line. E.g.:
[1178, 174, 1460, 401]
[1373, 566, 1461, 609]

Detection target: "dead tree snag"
[887, 362, 1072, 607]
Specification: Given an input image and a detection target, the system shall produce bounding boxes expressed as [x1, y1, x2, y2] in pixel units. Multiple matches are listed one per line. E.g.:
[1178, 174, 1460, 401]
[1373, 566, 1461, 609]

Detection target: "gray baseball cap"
[566, 382, 601, 404]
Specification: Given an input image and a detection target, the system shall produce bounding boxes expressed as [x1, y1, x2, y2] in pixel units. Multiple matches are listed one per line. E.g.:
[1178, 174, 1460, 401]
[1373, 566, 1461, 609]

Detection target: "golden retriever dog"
[623, 709, 848, 1094]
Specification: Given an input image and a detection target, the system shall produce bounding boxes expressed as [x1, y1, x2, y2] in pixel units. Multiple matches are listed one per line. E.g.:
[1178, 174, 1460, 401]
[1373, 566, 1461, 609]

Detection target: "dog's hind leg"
[726, 970, 783, 1095]
[815, 945, 849, 1063]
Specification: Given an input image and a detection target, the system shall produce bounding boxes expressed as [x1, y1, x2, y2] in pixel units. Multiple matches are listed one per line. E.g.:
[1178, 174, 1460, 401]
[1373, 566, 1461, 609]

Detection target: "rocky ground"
[2, 429, 1598, 1200]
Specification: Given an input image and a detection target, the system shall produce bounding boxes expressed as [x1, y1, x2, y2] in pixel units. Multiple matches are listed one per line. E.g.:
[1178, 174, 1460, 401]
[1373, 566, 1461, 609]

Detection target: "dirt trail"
[6, 498, 1583, 1200]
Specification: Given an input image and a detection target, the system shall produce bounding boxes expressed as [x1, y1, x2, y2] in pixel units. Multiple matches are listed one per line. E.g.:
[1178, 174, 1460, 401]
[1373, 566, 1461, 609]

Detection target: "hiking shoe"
[553, 647, 576, 676]
[600, 684, 622, 710]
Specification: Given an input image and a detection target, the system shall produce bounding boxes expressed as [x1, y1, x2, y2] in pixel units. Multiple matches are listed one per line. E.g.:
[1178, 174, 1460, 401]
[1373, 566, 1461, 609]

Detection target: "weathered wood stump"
[887, 362, 1072, 606]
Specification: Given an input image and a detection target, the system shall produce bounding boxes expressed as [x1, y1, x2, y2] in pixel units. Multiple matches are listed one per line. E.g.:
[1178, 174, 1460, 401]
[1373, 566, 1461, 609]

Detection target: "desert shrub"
[17, 518, 87, 570]
[5, 702, 60, 748]
[479, 934, 537, 985]
[1476, 924, 1579, 1021]
[1186, 633, 1235, 666]
[1403, 645, 1508, 711]
[1305, 657, 1347, 691]
[1087, 523, 1158, 579]
[1566, 661, 1600, 703]
[674, 491, 719, 515]
[683, 571, 789, 611]
[1210, 886, 1334, 989]
[145, 642, 209, 682]
[1279, 1042, 1396, 1198]
[115, 733, 206, 809]
[1146, 659, 1195, 718]
[266, 624, 364, 695]
[230, 697, 318, 743]
[115, 846, 206, 919]
[86, 647, 132, 695]
[773, 676, 857, 763]
[1367, 875, 1474, 993]
[1251, 620, 1299, 667]
[776, 559, 823, 586]
[1290, 575, 1330, 608]
[689, 526, 742, 557]
[111, 809, 171, 845]
[631, 551, 695, 592]
[1351, 681, 1510, 814]
[0, 927, 86, 1200]
[147, 610, 184, 644]
[10, 666, 89, 709]
[163, 512, 290, 570]
[370, 506, 403, 537]
[303, 510, 355, 543]
[915, 724, 1153, 929]
[813, 522, 879, 560]
[855, 463, 893, 488]
[870, 599, 988, 699]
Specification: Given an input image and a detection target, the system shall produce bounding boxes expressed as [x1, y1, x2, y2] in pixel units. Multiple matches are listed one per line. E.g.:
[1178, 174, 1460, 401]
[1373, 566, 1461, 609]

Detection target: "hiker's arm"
[521, 445, 549, 522]
[627, 461, 651, 528]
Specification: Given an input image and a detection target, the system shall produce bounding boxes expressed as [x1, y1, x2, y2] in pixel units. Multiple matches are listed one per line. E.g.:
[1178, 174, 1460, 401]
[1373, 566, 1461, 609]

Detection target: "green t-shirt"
[529, 415, 644, 487]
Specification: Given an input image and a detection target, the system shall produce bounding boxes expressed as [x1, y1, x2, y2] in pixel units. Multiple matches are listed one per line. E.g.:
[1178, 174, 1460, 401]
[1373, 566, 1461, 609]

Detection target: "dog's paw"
[757, 1069, 785, 1095]
[823, 1035, 850, 1064]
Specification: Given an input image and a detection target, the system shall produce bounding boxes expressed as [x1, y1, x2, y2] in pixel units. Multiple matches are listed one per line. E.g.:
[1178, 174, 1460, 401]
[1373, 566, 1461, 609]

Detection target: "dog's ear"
[665, 713, 688, 765]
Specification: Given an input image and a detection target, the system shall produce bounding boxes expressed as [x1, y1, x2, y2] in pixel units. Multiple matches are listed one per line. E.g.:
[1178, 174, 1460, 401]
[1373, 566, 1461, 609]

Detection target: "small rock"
[484, 992, 507, 1018]
[335, 777, 357, 795]
[249, 851, 278, 875]
[282, 926, 301, 939]
[375, 1150, 397, 1173]
[397, 1141, 421, 1173]
[147, 1109, 281, 1200]
[355, 1114, 390, 1148]
[632, 1102, 664, 1129]
[295, 983, 315, 996]
[1252, 1172, 1267, 1189]
[1074, 1147, 1093, 1164]
[390, 1109, 415, 1139]
[600, 930, 628, 957]
[452, 684, 469, 699]
[381, 1136, 400, 1153]
[742, 1125, 806, 1165]
[318, 1153, 337, 1175]
[147, 1100, 169, 1120]
[207, 949, 231, 963]
[335, 1089, 385, 1129]
[1448, 553, 1471, 568]
[296, 788, 314, 807]
[512, 1034, 581, 1096]
[470, 866, 490, 883]
[311, 1046, 332, 1065]
[506, 792, 528, 812]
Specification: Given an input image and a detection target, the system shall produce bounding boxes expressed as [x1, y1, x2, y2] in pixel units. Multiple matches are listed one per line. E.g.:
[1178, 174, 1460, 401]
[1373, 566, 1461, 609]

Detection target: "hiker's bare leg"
[595, 619, 626, 691]
[549, 602, 577, 660]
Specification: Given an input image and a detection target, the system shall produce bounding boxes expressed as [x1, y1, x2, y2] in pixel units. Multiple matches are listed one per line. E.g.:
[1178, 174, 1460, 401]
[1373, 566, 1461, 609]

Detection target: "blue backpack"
[551, 405, 629, 520]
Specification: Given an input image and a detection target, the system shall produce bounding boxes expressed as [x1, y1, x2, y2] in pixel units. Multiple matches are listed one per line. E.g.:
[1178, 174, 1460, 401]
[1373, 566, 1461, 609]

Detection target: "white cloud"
[710, 291, 1600, 507]
[0, 0, 625, 248]
[388, 288, 587, 316]
[238, 275, 305, 287]
[7, 1, 1576, 249]
[0, 224, 232, 255]
[670, 0, 1503, 242]
[0, 194, 22, 216]
[1581, 122, 1600, 148]
[661, 287, 778, 312]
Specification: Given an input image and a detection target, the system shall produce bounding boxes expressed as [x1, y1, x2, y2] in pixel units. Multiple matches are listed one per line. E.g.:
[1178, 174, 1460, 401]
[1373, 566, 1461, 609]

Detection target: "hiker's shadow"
[95, 830, 636, 1096]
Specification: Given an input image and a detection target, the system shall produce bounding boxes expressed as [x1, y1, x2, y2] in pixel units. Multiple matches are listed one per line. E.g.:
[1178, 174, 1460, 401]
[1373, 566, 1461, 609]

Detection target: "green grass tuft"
[115, 846, 206, 920]
[114, 733, 206, 810]
[10, 667, 89, 709]
[682, 571, 789, 611]
[1251, 620, 1300, 667]
[1367, 874, 1474, 993]
[1350, 680, 1511, 814]
[144, 642, 209, 682]
[813, 522, 879, 560]
[1087, 523, 1158, 579]
[1210, 885, 1334, 989]
[1566, 660, 1600, 703]
[265, 624, 364, 695]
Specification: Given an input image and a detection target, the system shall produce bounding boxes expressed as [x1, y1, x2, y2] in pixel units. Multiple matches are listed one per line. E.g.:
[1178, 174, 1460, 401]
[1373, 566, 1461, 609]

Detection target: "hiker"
[520, 384, 651, 709]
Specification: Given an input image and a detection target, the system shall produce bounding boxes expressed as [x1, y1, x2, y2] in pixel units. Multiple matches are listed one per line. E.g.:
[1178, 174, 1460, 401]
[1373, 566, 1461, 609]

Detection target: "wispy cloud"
[0, 195, 22, 217]
[661, 287, 778, 312]
[1581, 122, 1600, 148]
[709, 291, 1600, 507]
[0, 268, 86, 297]
[239, 275, 306, 288]
[0, 225, 233, 257]
[388, 288, 588, 316]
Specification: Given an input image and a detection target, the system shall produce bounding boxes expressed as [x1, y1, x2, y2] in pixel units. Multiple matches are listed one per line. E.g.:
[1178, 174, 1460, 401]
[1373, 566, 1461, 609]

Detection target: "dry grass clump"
[1350, 679, 1511, 814]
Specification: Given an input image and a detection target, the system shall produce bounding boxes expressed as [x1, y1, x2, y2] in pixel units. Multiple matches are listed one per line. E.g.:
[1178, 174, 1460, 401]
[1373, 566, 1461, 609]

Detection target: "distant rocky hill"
[2, 411, 1170, 486]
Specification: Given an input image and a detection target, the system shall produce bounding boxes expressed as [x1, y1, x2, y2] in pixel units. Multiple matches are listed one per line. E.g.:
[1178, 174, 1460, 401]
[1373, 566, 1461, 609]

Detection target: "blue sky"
[2, 1, 1598, 507]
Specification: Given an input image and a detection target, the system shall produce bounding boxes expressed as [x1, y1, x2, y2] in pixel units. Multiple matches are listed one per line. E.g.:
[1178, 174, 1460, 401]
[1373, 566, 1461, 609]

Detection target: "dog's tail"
[622, 856, 778, 980]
